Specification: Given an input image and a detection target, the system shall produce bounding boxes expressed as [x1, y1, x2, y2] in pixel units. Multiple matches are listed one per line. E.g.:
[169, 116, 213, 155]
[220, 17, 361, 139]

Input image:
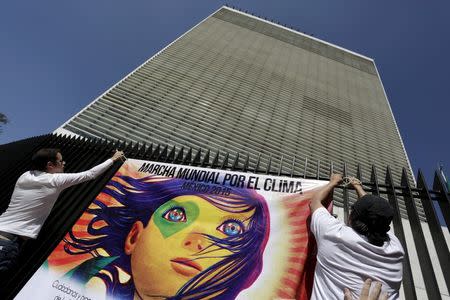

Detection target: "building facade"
[56, 7, 413, 185]
[56, 6, 419, 214]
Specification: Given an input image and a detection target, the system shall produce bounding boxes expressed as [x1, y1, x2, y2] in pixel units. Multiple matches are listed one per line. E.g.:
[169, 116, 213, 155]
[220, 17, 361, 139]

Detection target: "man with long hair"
[0, 148, 124, 276]
[309, 174, 404, 300]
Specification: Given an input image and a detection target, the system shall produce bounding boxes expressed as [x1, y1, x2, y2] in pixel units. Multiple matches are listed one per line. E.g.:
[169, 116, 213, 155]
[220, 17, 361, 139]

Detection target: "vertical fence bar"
[342, 162, 349, 221]
[433, 171, 450, 230]
[0, 144, 24, 179]
[417, 169, 450, 292]
[370, 165, 380, 196]
[220, 152, 229, 169]
[211, 150, 219, 168]
[266, 154, 272, 174]
[385, 167, 417, 300]
[290, 156, 296, 177]
[201, 149, 210, 167]
[182, 147, 192, 165]
[155, 144, 168, 161]
[191, 148, 201, 166]
[144, 143, 153, 160]
[174, 147, 184, 164]
[278, 155, 284, 176]
[303, 157, 308, 178]
[136, 142, 147, 159]
[150, 144, 161, 160]
[129, 142, 141, 160]
[316, 160, 320, 179]
[232, 153, 240, 170]
[243, 153, 249, 172]
[122, 140, 135, 163]
[401, 168, 441, 299]
[254, 153, 261, 173]
[356, 164, 362, 180]
[165, 145, 176, 163]
[0, 134, 52, 179]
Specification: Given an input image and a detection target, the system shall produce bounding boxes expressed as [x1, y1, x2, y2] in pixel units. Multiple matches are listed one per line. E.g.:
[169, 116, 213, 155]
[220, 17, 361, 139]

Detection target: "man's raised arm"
[53, 150, 125, 189]
[309, 173, 342, 213]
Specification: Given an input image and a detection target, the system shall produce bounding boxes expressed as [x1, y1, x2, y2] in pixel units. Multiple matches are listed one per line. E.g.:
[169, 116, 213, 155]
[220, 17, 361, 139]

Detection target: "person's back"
[311, 206, 404, 299]
[0, 148, 124, 277]
[0, 168, 102, 238]
[0, 171, 58, 238]
[309, 175, 404, 300]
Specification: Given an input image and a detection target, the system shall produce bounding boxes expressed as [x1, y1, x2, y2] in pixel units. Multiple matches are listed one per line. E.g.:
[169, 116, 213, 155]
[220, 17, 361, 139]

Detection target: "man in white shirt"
[0, 148, 125, 275]
[309, 174, 404, 300]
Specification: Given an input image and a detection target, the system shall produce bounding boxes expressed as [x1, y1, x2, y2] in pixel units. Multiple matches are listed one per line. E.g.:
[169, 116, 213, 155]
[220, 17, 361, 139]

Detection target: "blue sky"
[1, 0, 449, 185]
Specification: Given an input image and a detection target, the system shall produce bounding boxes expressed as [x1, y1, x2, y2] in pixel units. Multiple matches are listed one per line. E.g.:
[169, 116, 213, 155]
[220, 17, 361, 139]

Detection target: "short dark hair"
[349, 195, 394, 247]
[31, 148, 61, 171]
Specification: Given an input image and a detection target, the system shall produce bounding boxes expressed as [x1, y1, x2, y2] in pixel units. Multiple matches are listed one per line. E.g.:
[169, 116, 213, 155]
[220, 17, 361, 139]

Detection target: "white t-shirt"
[0, 159, 113, 239]
[310, 207, 404, 300]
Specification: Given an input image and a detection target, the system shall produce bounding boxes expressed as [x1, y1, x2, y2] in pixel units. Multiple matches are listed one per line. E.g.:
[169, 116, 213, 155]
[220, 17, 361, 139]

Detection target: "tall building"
[55, 6, 413, 204]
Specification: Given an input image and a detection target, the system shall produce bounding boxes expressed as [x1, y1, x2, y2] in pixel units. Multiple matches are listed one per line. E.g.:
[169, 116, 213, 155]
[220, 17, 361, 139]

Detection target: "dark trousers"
[0, 233, 24, 290]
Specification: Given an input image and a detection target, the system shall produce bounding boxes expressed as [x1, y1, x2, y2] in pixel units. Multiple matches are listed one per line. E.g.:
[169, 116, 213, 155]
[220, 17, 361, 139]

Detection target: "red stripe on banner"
[47, 242, 91, 267]
[92, 220, 108, 229]
[290, 246, 307, 253]
[70, 231, 91, 238]
[49, 255, 90, 266]
[286, 267, 302, 277]
[110, 176, 133, 188]
[96, 192, 123, 207]
[291, 229, 308, 235]
[289, 220, 308, 227]
[288, 209, 307, 218]
[279, 188, 322, 300]
[291, 236, 309, 244]
[289, 259, 306, 268]
[286, 207, 308, 212]
[283, 198, 304, 206]
[282, 276, 300, 290]
[288, 256, 303, 264]
[278, 288, 295, 299]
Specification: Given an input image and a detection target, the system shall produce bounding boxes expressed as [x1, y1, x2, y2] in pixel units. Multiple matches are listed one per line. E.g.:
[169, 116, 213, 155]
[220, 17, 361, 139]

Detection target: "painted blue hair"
[65, 175, 270, 299]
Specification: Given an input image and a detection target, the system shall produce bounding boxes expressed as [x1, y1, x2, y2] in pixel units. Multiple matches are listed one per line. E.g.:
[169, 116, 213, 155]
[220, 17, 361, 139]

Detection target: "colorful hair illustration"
[64, 175, 270, 300]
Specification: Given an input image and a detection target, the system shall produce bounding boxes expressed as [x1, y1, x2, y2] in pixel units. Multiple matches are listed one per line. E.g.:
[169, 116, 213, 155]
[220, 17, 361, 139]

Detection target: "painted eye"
[217, 220, 244, 236]
[162, 207, 186, 222]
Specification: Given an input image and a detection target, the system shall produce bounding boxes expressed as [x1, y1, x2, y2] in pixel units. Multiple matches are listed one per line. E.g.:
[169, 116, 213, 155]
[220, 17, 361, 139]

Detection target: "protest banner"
[17, 159, 329, 300]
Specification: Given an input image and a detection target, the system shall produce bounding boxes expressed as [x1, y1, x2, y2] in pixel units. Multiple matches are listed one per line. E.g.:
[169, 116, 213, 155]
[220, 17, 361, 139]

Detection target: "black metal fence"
[0, 133, 449, 299]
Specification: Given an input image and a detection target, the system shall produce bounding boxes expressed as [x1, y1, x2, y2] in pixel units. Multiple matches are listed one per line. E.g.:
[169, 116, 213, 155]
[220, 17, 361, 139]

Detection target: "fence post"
[385, 166, 417, 300]
[401, 168, 441, 299]
[342, 162, 349, 221]
[433, 170, 450, 231]
[417, 169, 450, 292]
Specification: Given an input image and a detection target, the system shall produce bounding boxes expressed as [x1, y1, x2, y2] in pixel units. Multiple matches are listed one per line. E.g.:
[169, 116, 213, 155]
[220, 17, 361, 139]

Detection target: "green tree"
[0, 112, 8, 134]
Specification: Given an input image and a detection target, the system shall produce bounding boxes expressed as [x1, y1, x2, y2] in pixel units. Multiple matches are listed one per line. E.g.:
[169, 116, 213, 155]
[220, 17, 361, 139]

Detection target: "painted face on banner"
[124, 195, 254, 299]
